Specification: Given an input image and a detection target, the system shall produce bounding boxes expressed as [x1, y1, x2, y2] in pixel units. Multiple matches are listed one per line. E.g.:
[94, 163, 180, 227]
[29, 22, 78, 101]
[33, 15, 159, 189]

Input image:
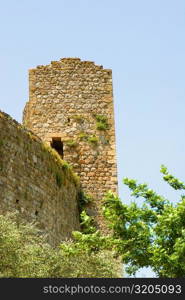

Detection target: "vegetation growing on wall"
[78, 132, 88, 141]
[87, 135, 99, 145]
[66, 139, 77, 147]
[78, 190, 92, 211]
[95, 115, 108, 131]
[79, 210, 96, 234]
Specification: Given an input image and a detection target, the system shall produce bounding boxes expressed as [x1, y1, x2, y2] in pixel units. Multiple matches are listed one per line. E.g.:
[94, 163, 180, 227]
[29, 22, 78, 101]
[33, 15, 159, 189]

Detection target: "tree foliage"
[103, 166, 185, 277]
[0, 213, 120, 278]
[1, 166, 184, 278]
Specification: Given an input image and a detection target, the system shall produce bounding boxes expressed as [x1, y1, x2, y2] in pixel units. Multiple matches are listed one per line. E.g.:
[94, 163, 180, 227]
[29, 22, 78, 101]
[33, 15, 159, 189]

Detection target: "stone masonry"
[0, 111, 80, 246]
[23, 58, 118, 232]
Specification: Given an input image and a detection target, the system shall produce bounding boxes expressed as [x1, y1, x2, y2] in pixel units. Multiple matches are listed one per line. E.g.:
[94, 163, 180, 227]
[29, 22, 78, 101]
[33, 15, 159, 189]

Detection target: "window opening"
[50, 137, 64, 159]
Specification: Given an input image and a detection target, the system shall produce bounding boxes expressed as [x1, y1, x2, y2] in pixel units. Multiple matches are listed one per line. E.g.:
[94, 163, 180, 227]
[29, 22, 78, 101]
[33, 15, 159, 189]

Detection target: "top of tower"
[29, 57, 112, 74]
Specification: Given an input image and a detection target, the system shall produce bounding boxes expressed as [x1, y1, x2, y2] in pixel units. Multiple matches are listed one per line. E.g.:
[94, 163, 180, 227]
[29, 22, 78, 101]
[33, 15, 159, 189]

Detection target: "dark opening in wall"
[50, 137, 64, 159]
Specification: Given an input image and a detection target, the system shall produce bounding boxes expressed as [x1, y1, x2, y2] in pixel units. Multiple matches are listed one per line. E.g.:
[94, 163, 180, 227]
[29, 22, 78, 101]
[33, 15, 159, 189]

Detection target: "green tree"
[0, 212, 120, 278]
[103, 166, 185, 277]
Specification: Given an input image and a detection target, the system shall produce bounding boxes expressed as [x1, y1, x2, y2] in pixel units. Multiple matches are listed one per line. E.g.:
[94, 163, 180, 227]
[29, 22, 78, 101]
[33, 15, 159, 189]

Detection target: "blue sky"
[0, 0, 185, 277]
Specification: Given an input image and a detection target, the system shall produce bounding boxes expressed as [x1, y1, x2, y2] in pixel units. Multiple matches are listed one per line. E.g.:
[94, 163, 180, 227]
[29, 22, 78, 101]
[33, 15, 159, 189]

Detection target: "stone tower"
[23, 58, 118, 232]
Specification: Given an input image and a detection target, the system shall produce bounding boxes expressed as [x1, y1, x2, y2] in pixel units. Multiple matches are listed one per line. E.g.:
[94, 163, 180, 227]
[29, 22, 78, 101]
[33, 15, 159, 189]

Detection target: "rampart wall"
[0, 111, 80, 246]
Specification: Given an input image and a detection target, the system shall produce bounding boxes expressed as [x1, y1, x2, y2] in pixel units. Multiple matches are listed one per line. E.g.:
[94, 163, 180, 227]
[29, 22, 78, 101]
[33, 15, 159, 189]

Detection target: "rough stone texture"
[23, 58, 118, 233]
[0, 111, 80, 246]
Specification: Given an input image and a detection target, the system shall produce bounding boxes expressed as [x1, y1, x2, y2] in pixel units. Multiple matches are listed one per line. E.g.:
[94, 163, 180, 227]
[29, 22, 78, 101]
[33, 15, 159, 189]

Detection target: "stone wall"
[0, 111, 80, 246]
[23, 58, 118, 233]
